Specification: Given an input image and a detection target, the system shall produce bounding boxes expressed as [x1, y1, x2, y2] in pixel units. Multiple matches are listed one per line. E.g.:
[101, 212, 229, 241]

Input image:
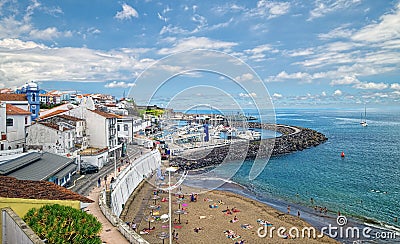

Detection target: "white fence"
[110, 150, 161, 217]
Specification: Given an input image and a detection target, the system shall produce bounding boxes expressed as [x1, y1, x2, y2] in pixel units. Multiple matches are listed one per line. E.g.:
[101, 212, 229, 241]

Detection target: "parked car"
[80, 164, 99, 175]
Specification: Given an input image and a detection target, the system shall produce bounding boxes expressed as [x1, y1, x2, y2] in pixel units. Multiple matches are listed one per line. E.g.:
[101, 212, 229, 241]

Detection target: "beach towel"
[182, 203, 188, 207]
[174, 225, 183, 229]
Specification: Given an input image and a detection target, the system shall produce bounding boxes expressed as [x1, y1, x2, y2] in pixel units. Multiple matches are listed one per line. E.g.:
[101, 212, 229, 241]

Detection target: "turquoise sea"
[185, 108, 400, 232]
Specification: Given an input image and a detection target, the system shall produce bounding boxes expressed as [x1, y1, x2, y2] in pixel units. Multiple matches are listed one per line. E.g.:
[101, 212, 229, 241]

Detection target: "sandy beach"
[122, 181, 339, 244]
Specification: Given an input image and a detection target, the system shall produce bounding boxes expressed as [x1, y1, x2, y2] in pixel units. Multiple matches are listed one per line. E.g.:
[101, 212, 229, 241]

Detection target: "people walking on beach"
[297, 210, 301, 218]
[287, 205, 291, 214]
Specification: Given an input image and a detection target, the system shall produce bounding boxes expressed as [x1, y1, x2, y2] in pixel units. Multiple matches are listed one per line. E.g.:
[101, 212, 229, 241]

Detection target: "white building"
[41, 114, 88, 151]
[0, 94, 29, 112]
[26, 122, 75, 155]
[117, 116, 150, 144]
[0, 103, 31, 151]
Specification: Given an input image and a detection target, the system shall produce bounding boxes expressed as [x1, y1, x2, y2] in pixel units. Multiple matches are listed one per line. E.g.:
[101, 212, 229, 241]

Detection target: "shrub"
[23, 204, 102, 244]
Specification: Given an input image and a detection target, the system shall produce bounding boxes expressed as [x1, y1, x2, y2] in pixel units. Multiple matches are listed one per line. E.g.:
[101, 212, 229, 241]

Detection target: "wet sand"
[122, 181, 339, 244]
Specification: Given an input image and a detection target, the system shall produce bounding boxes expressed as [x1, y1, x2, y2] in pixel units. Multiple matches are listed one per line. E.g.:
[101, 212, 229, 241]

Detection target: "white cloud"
[159, 24, 188, 35]
[390, 83, 400, 90]
[157, 12, 168, 22]
[115, 3, 139, 20]
[353, 82, 388, 90]
[318, 25, 353, 40]
[235, 73, 254, 82]
[239, 92, 257, 98]
[286, 48, 314, 57]
[249, 0, 291, 19]
[272, 93, 283, 99]
[333, 89, 343, 96]
[0, 38, 154, 88]
[105, 81, 136, 88]
[267, 71, 312, 82]
[330, 75, 359, 86]
[308, 0, 362, 21]
[352, 2, 400, 43]
[321, 91, 327, 96]
[29, 27, 67, 40]
[157, 36, 237, 55]
[244, 44, 277, 61]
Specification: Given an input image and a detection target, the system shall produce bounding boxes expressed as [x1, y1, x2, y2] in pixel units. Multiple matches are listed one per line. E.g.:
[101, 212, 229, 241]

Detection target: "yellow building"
[0, 176, 93, 242]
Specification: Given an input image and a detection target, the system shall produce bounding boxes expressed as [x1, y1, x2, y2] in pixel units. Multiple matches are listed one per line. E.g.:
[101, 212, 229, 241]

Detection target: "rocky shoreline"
[169, 123, 328, 171]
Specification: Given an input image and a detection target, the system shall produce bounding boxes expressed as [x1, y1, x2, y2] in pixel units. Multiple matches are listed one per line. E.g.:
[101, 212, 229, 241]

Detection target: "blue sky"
[0, 0, 399, 108]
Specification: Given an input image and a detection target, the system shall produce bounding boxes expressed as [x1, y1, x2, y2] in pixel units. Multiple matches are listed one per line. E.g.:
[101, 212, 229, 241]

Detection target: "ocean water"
[211, 108, 400, 229]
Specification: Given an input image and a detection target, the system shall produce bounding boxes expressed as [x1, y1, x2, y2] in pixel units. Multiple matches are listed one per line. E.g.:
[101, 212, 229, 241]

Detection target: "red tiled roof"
[0, 94, 27, 101]
[0, 176, 93, 203]
[58, 114, 84, 121]
[90, 109, 118, 119]
[5, 104, 31, 115]
[39, 110, 68, 119]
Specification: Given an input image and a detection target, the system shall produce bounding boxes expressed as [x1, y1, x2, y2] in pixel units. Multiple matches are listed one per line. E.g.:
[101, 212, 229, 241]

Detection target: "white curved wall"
[110, 150, 161, 217]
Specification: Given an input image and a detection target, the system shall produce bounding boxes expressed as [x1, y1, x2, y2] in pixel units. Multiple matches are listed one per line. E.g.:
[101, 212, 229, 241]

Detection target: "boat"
[341, 151, 345, 157]
[360, 105, 368, 127]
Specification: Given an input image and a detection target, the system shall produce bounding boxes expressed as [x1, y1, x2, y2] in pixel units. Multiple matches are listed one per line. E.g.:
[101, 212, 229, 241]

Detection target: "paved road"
[69, 144, 144, 196]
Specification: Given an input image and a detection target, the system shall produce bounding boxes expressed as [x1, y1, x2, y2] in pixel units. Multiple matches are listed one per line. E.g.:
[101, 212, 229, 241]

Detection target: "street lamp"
[165, 166, 178, 244]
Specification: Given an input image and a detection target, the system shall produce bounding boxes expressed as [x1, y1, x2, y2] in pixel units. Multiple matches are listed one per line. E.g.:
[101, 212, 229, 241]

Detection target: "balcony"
[1, 133, 6, 141]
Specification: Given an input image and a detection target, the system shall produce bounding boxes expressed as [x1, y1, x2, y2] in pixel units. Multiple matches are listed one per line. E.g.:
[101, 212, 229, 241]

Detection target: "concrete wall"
[110, 150, 161, 217]
[1, 208, 43, 244]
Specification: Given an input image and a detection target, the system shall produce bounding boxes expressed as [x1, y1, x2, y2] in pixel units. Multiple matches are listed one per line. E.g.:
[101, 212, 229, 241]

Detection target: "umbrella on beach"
[174, 209, 186, 224]
[145, 216, 155, 230]
[151, 195, 161, 205]
[157, 232, 169, 244]
[148, 205, 158, 215]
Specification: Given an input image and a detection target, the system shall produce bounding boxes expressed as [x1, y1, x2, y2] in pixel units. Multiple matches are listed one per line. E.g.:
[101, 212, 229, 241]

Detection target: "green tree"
[24, 204, 102, 244]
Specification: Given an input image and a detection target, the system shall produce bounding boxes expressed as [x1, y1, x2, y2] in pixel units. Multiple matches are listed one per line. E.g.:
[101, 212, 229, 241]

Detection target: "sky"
[0, 0, 400, 109]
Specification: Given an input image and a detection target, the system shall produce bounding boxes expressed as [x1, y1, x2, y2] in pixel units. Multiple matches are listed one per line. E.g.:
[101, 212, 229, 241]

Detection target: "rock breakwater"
[169, 123, 327, 171]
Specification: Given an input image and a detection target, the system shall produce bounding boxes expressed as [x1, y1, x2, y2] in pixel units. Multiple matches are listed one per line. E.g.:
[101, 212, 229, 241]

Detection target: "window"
[25, 116, 28, 124]
[32, 109, 36, 115]
[124, 124, 128, 131]
[6, 118, 13, 126]
[117, 125, 120, 131]
[32, 93, 36, 101]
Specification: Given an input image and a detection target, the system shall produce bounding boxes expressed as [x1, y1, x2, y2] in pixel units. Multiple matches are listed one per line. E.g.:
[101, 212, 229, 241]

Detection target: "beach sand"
[122, 181, 339, 244]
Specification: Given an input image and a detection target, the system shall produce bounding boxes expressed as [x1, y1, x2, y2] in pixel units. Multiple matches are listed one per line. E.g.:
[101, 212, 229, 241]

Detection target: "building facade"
[0, 103, 31, 151]
[16, 82, 40, 121]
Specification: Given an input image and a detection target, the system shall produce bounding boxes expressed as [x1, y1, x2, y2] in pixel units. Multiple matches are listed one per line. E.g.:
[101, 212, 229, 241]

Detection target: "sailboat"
[360, 105, 368, 127]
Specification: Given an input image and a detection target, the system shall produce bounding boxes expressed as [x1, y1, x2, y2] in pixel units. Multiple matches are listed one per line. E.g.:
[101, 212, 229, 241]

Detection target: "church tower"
[16, 81, 40, 121]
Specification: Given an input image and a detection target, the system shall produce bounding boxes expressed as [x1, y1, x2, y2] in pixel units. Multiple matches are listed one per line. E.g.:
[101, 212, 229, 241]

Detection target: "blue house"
[16, 82, 40, 121]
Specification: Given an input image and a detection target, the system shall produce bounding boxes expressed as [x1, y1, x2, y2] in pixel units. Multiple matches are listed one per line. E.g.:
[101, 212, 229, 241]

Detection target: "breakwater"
[169, 123, 327, 171]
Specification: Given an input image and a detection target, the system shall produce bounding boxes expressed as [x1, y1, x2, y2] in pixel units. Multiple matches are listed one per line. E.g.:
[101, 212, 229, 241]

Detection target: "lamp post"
[165, 167, 177, 244]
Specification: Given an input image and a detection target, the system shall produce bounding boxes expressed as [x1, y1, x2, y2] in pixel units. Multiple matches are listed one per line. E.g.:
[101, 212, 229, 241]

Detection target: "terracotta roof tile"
[5, 104, 31, 115]
[0, 94, 27, 101]
[39, 110, 68, 119]
[0, 176, 93, 203]
[57, 114, 84, 121]
[90, 109, 118, 119]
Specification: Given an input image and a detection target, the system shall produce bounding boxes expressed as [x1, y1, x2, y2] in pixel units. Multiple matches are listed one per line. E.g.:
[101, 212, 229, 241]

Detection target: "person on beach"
[287, 205, 291, 214]
[297, 210, 301, 218]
